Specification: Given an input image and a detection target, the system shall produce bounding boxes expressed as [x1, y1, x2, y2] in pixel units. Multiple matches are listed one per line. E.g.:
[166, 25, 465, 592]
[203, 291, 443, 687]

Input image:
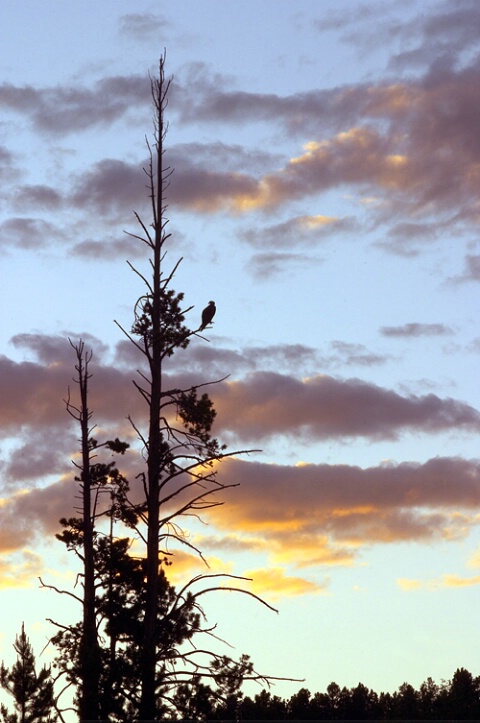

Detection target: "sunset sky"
[1, 0, 480, 709]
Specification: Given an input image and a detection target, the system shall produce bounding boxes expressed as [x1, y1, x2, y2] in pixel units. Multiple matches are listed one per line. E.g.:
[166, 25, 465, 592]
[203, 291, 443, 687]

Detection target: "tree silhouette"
[41, 340, 133, 720]
[113, 52, 282, 720]
[448, 667, 479, 719]
[0, 624, 56, 723]
[63, 341, 101, 721]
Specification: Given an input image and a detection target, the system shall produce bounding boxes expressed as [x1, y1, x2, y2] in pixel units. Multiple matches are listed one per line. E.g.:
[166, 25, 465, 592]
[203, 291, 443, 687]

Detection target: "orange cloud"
[269, 533, 357, 570]
[157, 547, 237, 587]
[242, 566, 328, 600]
[442, 574, 480, 588]
[397, 573, 480, 591]
[204, 457, 480, 552]
[397, 578, 423, 592]
[197, 530, 357, 571]
[2, 451, 480, 570]
[0, 551, 43, 589]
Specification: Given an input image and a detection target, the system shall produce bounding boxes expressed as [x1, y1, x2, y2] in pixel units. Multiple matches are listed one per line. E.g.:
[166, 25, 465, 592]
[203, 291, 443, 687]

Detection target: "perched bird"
[200, 300, 216, 330]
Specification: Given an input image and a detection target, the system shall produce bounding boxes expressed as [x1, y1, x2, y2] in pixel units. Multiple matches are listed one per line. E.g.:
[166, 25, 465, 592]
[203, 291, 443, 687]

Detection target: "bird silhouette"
[200, 300, 216, 330]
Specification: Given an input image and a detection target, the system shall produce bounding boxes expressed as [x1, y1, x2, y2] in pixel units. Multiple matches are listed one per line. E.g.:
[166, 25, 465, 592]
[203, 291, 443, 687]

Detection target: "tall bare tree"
[67, 342, 101, 722]
[116, 54, 278, 720]
[43, 341, 130, 721]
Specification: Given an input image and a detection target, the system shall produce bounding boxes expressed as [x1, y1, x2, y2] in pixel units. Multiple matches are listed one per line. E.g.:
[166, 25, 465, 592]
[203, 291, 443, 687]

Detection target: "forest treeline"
[213, 667, 480, 721]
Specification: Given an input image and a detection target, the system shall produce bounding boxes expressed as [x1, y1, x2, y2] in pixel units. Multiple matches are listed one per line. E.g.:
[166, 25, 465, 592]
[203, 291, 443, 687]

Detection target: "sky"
[1, 0, 480, 710]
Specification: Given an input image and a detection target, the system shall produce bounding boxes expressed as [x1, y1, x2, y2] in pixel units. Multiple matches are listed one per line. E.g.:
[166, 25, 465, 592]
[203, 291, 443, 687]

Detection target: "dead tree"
[42, 340, 130, 721]
[64, 341, 101, 722]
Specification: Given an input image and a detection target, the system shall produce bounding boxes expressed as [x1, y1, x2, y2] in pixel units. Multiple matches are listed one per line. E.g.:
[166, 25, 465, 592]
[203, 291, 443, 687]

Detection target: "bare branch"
[39, 577, 83, 605]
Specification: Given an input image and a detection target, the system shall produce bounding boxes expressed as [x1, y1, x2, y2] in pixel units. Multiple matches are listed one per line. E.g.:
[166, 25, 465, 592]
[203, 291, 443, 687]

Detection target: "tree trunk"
[77, 346, 101, 722]
[139, 57, 167, 722]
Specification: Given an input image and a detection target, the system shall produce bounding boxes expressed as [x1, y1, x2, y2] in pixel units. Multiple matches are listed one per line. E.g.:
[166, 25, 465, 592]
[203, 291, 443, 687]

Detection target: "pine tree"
[0, 624, 56, 723]
[117, 52, 277, 721]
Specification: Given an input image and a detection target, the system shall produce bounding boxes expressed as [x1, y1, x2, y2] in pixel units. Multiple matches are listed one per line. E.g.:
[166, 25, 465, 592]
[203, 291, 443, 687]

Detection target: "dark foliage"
[0, 625, 56, 723]
[211, 667, 480, 720]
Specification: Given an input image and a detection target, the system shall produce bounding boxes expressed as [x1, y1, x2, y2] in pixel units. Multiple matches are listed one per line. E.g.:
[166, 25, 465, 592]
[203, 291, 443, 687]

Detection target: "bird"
[200, 300, 216, 330]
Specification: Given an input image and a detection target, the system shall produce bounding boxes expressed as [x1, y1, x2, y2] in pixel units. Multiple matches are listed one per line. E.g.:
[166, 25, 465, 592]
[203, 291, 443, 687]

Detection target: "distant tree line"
[211, 667, 480, 720]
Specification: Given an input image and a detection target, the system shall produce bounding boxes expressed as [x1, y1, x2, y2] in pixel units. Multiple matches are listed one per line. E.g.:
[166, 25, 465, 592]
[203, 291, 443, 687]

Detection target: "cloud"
[170, 141, 280, 176]
[242, 567, 328, 600]
[0, 145, 18, 183]
[225, 130, 404, 213]
[167, 340, 390, 379]
[2, 453, 480, 578]
[71, 235, 144, 260]
[245, 344, 322, 372]
[70, 158, 147, 215]
[166, 54, 480, 252]
[118, 13, 169, 40]
[4, 47, 478, 254]
[13, 184, 63, 211]
[67, 146, 260, 217]
[398, 573, 480, 591]
[212, 372, 480, 442]
[0, 355, 71, 435]
[11, 332, 109, 365]
[388, 0, 480, 71]
[0, 75, 150, 134]
[197, 531, 355, 572]
[1, 339, 477, 450]
[0, 344, 139, 440]
[164, 554, 321, 606]
[316, 0, 480, 73]
[378, 221, 440, 257]
[205, 456, 480, 554]
[239, 214, 357, 249]
[3, 428, 73, 489]
[0, 478, 77, 552]
[0, 217, 65, 251]
[168, 160, 257, 214]
[397, 577, 423, 592]
[380, 322, 454, 338]
[329, 341, 390, 366]
[198, 533, 269, 555]
[442, 573, 480, 588]
[453, 254, 480, 283]
[0, 550, 44, 589]
[248, 252, 322, 280]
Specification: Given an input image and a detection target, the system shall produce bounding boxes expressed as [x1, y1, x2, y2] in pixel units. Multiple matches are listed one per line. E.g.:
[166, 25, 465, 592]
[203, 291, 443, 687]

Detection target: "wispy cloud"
[0, 217, 66, 251]
[239, 214, 357, 249]
[247, 252, 322, 280]
[452, 254, 480, 283]
[118, 13, 170, 41]
[398, 572, 480, 591]
[380, 322, 454, 338]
